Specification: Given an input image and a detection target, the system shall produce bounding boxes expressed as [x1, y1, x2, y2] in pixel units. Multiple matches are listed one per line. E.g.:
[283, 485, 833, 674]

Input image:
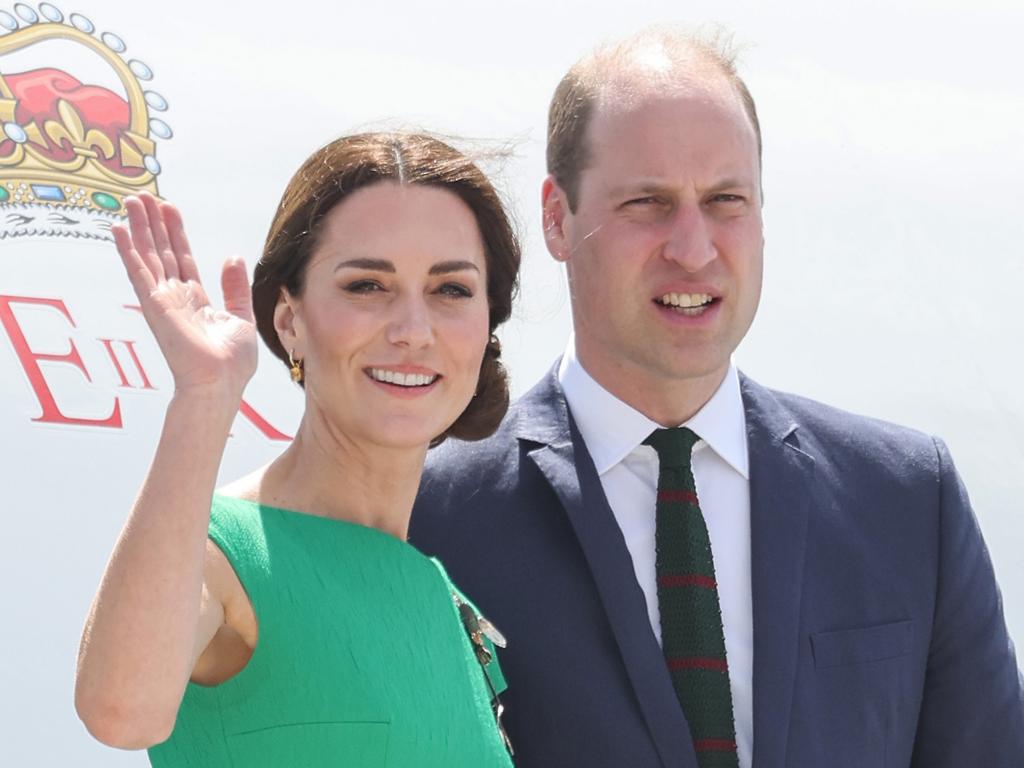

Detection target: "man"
[411, 28, 1024, 768]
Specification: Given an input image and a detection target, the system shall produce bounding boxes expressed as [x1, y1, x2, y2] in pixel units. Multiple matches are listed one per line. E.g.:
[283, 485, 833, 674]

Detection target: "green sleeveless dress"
[148, 495, 512, 767]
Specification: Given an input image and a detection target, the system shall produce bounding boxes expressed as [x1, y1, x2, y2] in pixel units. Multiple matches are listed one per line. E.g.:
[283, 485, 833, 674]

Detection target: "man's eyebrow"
[708, 177, 755, 192]
[429, 260, 480, 276]
[607, 181, 669, 197]
[607, 177, 757, 197]
[335, 258, 395, 273]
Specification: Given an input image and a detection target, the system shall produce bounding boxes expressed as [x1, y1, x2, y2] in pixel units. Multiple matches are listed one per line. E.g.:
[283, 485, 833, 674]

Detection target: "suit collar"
[556, 344, 749, 479]
[513, 361, 573, 447]
[739, 372, 801, 445]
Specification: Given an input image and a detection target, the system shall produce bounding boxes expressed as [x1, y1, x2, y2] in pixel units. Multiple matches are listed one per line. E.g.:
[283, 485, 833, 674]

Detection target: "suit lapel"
[741, 375, 815, 768]
[516, 370, 697, 768]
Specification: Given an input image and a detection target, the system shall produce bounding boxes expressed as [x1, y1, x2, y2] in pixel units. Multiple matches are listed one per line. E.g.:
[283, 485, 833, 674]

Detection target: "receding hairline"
[546, 25, 763, 208]
[575, 28, 751, 123]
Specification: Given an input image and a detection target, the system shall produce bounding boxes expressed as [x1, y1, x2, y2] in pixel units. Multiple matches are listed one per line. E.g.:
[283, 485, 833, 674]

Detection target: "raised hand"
[112, 193, 258, 400]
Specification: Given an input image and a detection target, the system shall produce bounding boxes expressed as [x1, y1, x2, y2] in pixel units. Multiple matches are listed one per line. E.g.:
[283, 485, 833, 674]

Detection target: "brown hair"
[251, 132, 520, 444]
[547, 27, 762, 211]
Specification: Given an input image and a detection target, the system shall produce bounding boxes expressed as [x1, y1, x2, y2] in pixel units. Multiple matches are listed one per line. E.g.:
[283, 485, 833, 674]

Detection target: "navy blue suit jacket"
[411, 369, 1024, 767]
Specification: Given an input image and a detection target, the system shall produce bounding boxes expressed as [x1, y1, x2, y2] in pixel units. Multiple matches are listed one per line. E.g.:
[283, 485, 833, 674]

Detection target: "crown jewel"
[1, 4, 171, 240]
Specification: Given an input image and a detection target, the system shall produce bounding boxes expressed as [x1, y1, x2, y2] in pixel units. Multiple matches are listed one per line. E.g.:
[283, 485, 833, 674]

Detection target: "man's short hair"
[546, 26, 762, 211]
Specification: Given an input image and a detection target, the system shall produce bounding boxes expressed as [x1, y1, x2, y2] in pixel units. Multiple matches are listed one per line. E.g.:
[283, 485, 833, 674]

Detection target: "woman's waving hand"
[112, 193, 258, 398]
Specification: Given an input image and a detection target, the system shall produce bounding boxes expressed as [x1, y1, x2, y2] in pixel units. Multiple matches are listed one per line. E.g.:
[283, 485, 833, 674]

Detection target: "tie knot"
[644, 427, 699, 468]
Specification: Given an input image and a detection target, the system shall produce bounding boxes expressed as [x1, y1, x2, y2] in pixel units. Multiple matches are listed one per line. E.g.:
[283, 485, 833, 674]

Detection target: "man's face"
[545, 79, 763, 407]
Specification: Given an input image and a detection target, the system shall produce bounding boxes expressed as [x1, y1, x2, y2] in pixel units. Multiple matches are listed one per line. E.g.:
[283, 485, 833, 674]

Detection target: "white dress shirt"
[558, 342, 753, 768]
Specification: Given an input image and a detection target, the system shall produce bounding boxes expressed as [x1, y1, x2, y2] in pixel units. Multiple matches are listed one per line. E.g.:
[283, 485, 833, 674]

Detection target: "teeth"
[369, 369, 438, 387]
[659, 292, 713, 308]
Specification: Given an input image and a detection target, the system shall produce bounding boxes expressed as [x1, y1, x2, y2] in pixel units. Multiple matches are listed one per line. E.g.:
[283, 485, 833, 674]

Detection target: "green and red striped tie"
[645, 427, 739, 768]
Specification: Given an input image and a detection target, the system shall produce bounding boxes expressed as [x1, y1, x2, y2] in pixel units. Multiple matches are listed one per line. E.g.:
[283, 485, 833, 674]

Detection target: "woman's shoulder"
[215, 466, 267, 505]
[207, 494, 266, 540]
[211, 466, 304, 540]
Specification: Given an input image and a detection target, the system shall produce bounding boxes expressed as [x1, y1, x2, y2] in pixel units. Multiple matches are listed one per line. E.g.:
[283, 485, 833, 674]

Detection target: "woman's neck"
[225, 411, 429, 541]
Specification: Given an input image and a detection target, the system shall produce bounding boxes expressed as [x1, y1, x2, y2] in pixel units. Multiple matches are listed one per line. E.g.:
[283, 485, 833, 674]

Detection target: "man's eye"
[712, 194, 745, 204]
[627, 196, 660, 206]
[344, 280, 384, 293]
[439, 282, 473, 299]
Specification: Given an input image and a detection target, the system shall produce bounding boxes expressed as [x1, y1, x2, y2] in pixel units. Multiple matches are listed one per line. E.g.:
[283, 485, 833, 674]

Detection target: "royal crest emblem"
[0, 3, 170, 240]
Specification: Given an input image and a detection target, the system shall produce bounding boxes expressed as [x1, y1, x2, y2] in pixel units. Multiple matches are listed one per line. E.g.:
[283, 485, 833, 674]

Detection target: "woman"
[74, 133, 519, 767]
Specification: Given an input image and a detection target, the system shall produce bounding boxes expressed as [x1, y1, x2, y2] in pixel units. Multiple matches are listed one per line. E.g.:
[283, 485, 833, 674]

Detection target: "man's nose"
[661, 201, 716, 273]
[386, 295, 434, 349]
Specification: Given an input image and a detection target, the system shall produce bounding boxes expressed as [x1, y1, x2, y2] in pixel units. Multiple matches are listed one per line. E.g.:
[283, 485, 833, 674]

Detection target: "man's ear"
[273, 288, 302, 359]
[542, 175, 572, 264]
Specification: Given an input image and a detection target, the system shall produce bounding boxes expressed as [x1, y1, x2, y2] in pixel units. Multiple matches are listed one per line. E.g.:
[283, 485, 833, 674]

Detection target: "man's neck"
[573, 348, 729, 428]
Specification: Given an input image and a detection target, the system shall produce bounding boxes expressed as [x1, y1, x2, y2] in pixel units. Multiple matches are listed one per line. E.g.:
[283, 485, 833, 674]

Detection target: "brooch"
[453, 593, 513, 756]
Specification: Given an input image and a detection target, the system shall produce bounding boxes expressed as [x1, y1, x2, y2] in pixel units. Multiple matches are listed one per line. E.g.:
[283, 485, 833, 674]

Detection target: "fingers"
[139, 193, 179, 281]
[122, 194, 204, 288]
[112, 224, 157, 299]
[124, 196, 165, 282]
[221, 256, 254, 323]
[160, 202, 202, 284]
[120, 195, 241, 322]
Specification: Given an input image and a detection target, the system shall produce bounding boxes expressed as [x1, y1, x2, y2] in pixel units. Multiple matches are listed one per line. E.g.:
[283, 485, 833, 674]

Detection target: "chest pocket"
[228, 721, 390, 766]
[811, 619, 913, 668]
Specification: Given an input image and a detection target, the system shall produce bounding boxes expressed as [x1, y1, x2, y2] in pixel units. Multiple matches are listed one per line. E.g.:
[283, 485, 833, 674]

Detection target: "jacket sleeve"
[910, 437, 1024, 767]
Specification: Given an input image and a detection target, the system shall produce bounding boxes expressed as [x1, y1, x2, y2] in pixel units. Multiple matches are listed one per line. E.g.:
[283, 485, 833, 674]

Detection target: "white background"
[1, 0, 1021, 764]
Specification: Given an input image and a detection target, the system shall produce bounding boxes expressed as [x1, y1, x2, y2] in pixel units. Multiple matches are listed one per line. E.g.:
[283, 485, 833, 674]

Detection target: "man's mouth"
[656, 292, 718, 316]
[366, 368, 440, 388]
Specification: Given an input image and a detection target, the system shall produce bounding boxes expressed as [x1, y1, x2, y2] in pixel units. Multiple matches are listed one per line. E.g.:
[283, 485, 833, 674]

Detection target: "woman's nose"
[385, 296, 434, 348]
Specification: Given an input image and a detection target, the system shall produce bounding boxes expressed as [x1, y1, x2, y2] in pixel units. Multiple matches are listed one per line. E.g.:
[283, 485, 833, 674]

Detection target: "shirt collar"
[557, 336, 749, 479]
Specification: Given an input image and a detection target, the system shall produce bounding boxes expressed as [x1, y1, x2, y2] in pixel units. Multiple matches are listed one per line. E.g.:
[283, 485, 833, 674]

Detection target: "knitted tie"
[645, 428, 739, 768]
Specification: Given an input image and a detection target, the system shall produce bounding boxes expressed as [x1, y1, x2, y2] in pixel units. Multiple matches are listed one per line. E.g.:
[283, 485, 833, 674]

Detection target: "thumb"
[221, 256, 254, 323]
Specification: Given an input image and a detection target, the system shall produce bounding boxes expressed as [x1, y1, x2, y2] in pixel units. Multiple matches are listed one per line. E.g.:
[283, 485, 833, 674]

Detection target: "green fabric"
[148, 495, 511, 768]
[645, 428, 738, 768]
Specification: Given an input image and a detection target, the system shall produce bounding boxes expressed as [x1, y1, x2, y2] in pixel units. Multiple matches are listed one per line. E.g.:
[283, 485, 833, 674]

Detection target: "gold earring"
[288, 349, 304, 384]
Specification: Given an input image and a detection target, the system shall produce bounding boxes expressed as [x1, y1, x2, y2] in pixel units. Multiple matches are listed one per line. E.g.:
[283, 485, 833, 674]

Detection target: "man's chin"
[628, 343, 731, 384]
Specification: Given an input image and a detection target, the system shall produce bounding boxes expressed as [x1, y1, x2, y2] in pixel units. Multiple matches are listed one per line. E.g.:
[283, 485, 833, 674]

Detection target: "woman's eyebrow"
[429, 260, 480, 276]
[333, 258, 479, 275]
[335, 258, 395, 273]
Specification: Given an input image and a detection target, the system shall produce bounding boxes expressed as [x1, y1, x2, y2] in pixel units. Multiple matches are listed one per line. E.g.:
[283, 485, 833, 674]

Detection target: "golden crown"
[1, 4, 170, 240]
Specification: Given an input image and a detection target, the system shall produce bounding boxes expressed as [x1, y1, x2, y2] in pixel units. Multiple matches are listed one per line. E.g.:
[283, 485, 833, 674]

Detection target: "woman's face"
[278, 181, 490, 450]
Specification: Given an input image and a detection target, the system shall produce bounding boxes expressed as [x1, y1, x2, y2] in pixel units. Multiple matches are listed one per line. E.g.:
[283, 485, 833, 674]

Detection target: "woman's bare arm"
[74, 195, 258, 748]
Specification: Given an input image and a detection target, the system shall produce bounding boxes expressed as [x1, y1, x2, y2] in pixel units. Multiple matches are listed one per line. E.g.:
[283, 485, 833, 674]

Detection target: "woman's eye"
[344, 280, 384, 293]
[438, 282, 473, 299]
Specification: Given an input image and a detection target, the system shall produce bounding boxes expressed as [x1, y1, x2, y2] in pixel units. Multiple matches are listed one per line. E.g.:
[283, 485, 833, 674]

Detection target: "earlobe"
[541, 176, 571, 263]
[273, 288, 301, 357]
